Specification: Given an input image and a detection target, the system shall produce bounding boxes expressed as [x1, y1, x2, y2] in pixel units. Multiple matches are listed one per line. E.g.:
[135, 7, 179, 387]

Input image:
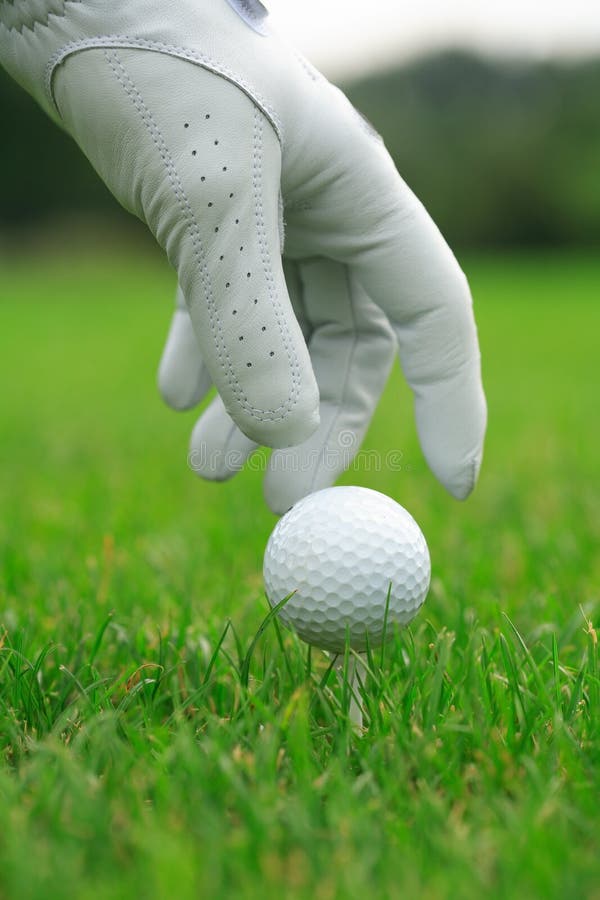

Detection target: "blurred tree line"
[345, 52, 600, 249]
[1, 51, 599, 250]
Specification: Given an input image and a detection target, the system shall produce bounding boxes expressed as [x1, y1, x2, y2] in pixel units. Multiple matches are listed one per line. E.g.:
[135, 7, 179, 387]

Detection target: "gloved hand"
[0, 0, 487, 514]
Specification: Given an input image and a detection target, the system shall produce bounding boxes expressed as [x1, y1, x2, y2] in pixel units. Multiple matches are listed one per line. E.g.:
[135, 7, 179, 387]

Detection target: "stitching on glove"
[103, 49, 298, 423]
[252, 106, 300, 414]
[293, 52, 321, 84]
[0, 0, 80, 34]
[46, 37, 283, 142]
[103, 48, 238, 412]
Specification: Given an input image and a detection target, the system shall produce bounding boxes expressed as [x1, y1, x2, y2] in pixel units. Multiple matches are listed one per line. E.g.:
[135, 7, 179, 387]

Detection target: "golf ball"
[263, 486, 431, 653]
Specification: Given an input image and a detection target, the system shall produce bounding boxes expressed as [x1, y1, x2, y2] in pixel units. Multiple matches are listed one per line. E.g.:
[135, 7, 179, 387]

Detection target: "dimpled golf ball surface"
[263, 486, 431, 653]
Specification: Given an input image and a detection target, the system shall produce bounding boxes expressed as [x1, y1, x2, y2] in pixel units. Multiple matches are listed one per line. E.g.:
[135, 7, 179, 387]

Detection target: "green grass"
[0, 246, 598, 899]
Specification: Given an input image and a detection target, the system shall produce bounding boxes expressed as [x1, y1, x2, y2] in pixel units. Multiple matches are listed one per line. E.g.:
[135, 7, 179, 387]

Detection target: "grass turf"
[0, 247, 598, 899]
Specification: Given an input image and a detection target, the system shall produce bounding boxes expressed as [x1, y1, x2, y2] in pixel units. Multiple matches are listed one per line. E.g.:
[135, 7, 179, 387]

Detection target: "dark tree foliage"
[1, 51, 599, 248]
[346, 52, 600, 249]
[0, 69, 123, 226]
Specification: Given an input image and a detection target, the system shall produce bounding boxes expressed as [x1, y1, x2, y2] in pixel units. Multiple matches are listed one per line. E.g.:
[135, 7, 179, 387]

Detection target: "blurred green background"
[2, 51, 600, 249]
[1, 43, 599, 900]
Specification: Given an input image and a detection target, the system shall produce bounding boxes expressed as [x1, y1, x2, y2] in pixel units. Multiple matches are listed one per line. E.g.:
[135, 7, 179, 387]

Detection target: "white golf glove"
[0, 0, 486, 514]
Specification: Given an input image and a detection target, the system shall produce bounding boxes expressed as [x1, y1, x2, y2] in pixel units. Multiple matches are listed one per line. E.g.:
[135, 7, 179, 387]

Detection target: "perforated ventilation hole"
[246, 273, 251, 279]
[229, 193, 234, 199]
[208, 202, 213, 208]
[205, 114, 210, 120]
[219, 255, 224, 261]
[239, 336, 244, 341]
[201, 176, 206, 182]
[232, 309, 237, 315]
[214, 140, 219, 146]
[261, 326, 266, 332]
[240, 246, 244, 252]
[192, 150, 197, 157]
[214, 227, 219, 233]
[247, 363, 252, 368]
[226, 282, 230, 288]
[235, 219, 240, 225]
[254, 298, 258, 305]
[184, 123, 189, 129]
[223, 166, 228, 172]
[270, 352, 275, 357]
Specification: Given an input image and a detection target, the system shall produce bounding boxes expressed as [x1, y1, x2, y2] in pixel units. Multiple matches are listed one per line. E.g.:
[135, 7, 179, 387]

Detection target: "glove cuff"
[0, 0, 79, 121]
[0, 0, 279, 128]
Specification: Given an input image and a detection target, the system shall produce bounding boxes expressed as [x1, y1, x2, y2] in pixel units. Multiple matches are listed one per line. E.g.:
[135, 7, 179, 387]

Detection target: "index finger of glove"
[53, 47, 320, 449]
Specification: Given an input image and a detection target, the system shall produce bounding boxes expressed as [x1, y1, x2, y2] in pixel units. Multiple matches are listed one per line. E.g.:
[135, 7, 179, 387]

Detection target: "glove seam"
[252, 106, 301, 417]
[292, 51, 320, 84]
[102, 50, 234, 410]
[45, 36, 283, 143]
[104, 48, 297, 422]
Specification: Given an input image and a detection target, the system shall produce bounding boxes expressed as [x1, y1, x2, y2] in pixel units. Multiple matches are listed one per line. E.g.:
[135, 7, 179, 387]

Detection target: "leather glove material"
[0, 0, 487, 511]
